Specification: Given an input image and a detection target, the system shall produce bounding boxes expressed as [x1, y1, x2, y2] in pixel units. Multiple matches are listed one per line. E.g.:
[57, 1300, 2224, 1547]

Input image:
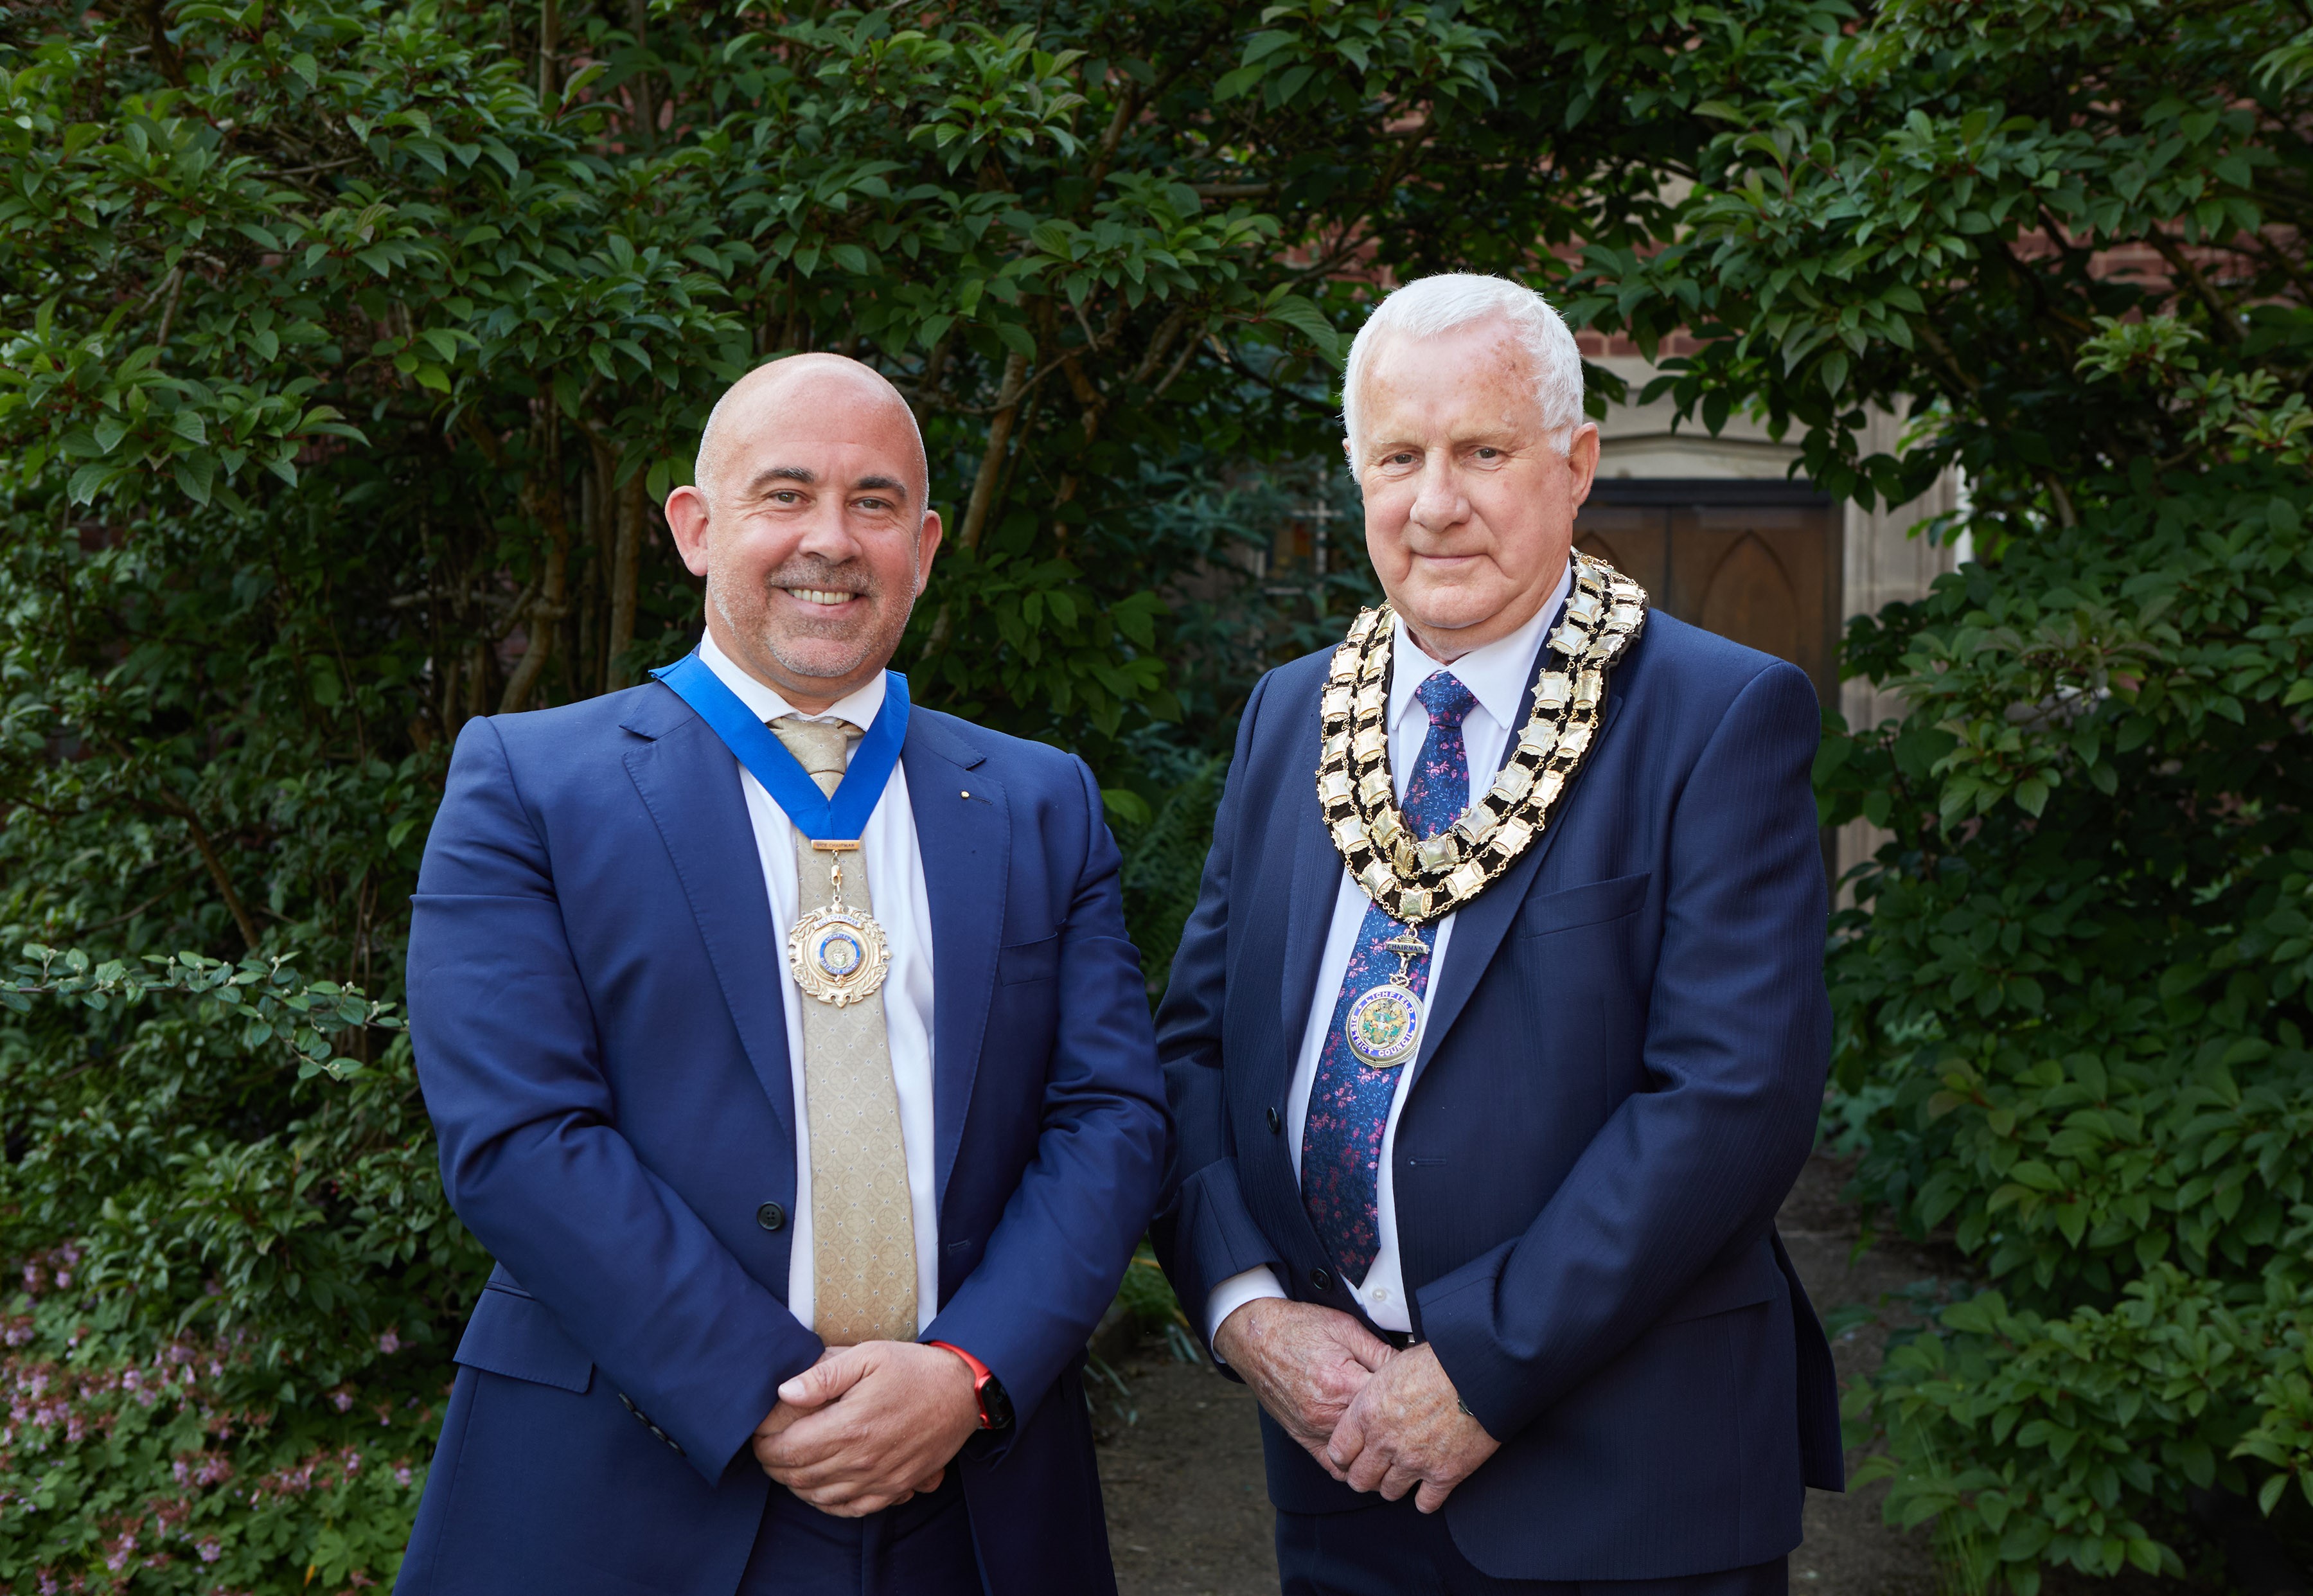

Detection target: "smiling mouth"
[784, 587, 859, 607]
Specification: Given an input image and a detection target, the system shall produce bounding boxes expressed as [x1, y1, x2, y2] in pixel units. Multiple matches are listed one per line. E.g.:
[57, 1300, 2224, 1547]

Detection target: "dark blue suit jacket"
[1153, 612, 1843, 1581]
[395, 677, 1164, 1596]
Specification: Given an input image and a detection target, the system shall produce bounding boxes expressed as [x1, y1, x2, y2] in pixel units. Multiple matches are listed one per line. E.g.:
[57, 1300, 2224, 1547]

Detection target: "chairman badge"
[788, 841, 891, 1007]
[1345, 930, 1430, 1068]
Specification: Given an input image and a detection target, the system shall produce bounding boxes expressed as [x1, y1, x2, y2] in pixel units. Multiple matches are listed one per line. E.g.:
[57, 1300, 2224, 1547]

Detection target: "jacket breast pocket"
[998, 933, 1060, 986]
[1514, 871, 1651, 939]
[453, 1281, 594, 1394]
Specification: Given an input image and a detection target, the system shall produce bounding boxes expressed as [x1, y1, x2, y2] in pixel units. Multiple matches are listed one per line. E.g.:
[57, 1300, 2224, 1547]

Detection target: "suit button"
[756, 1202, 787, 1232]
[1310, 1267, 1334, 1292]
[1266, 1106, 1282, 1134]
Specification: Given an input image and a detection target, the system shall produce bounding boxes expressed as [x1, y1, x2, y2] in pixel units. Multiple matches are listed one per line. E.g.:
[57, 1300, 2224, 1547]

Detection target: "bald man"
[398, 355, 1165, 1596]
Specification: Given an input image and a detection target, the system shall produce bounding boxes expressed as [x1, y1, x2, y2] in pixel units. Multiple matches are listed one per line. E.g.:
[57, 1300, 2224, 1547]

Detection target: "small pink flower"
[198, 1539, 222, 1563]
[377, 1329, 402, 1354]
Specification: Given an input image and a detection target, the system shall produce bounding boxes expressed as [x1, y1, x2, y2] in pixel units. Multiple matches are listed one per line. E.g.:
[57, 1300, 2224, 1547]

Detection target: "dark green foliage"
[1570, 0, 2313, 1584]
[1113, 753, 1227, 1000]
[0, 952, 466, 1588]
[0, 0, 1711, 1586]
[1818, 443, 2313, 1588]
[10, 0, 2303, 1585]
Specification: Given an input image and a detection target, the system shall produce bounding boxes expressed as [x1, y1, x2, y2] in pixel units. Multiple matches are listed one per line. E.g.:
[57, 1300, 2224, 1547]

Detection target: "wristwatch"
[926, 1340, 1013, 1431]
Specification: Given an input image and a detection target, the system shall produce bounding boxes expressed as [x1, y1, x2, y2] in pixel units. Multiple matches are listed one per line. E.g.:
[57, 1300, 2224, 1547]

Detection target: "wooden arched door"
[1574, 479, 1842, 705]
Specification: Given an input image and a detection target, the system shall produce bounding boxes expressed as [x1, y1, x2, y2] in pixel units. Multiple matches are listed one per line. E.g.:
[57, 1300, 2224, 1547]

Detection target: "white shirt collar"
[1387, 560, 1573, 733]
[697, 629, 888, 731]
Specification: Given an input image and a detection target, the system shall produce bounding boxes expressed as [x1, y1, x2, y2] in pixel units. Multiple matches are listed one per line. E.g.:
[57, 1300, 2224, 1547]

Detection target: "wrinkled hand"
[751, 1342, 979, 1517]
[1212, 1299, 1394, 1480]
[1325, 1342, 1498, 1512]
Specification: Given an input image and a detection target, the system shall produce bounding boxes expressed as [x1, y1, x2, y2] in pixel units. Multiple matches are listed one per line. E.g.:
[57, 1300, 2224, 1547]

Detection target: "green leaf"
[66, 462, 114, 504]
[1101, 787, 1152, 826]
[1266, 294, 1342, 365]
[172, 452, 215, 506]
[1214, 64, 1266, 101]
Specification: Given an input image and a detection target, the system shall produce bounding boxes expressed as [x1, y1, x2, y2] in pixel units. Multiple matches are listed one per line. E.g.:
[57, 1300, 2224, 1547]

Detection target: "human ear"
[665, 485, 713, 578]
[912, 509, 944, 596]
[1563, 425, 1602, 510]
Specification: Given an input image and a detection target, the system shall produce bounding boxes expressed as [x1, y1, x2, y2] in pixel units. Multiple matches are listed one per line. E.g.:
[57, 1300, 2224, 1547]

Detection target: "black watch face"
[982, 1376, 1015, 1431]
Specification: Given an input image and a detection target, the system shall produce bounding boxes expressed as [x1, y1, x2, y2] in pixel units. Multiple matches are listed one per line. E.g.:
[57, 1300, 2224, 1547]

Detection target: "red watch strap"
[926, 1340, 995, 1427]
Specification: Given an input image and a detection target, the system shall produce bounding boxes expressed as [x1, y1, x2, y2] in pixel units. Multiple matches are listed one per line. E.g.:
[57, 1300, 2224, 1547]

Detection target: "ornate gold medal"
[788, 843, 891, 1007]
[1316, 553, 1647, 924]
[1345, 931, 1429, 1068]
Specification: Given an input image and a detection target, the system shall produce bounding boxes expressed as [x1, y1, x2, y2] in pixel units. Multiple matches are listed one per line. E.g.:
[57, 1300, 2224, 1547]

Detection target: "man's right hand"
[1212, 1298, 1395, 1479]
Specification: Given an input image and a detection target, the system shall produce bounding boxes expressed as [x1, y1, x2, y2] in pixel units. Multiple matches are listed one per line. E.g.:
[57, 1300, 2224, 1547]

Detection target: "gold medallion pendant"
[1315, 553, 1649, 925]
[1345, 932, 1428, 1068]
[788, 842, 891, 1007]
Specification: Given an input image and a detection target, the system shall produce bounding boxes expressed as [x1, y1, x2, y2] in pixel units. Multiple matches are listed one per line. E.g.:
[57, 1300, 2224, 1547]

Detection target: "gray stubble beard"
[706, 547, 920, 686]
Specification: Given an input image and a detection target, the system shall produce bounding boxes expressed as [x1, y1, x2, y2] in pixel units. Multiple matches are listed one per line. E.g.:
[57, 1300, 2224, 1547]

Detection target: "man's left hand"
[751, 1341, 980, 1517]
[1325, 1343, 1498, 1513]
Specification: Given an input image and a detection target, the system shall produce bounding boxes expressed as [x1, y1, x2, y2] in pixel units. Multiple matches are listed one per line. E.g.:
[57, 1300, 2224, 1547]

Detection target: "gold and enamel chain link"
[1313, 553, 1649, 926]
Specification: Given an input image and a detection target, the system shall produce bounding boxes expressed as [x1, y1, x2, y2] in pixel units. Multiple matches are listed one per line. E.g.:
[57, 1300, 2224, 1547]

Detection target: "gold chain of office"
[1315, 553, 1649, 927]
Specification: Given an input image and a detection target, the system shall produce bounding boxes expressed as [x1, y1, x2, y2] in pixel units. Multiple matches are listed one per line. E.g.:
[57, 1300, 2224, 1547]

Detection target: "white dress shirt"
[698, 634, 942, 1335]
[1206, 567, 1570, 1341]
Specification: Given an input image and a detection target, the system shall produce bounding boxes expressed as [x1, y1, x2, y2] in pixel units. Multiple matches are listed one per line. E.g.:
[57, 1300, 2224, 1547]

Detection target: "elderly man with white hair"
[1153, 274, 1843, 1595]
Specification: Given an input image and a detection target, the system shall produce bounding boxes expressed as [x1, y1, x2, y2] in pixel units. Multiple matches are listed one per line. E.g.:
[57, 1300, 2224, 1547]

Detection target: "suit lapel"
[1275, 684, 1340, 1067]
[620, 686, 795, 1144]
[901, 714, 1003, 1206]
[1416, 686, 1629, 1068]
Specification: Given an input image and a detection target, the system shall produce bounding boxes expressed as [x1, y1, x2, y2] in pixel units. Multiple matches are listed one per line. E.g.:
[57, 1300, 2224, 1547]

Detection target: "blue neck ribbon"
[650, 652, 911, 842]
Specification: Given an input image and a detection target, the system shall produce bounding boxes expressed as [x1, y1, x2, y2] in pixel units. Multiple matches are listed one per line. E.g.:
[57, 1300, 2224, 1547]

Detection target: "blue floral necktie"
[1300, 670, 1477, 1284]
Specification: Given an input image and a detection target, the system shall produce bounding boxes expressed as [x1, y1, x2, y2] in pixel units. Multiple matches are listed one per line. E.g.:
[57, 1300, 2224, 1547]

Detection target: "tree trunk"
[140, 0, 186, 85]
[501, 425, 571, 713]
[607, 472, 644, 689]
[628, 0, 655, 147]
[538, 0, 560, 103]
[955, 350, 1030, 552]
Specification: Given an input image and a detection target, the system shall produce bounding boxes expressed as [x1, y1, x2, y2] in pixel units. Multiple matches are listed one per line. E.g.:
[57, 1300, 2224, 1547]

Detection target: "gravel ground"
[1093, 1155, 1965, 1596]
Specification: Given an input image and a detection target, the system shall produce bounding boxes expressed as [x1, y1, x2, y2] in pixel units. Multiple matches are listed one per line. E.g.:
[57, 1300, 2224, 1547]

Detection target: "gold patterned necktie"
[769, 714, 918, 1347]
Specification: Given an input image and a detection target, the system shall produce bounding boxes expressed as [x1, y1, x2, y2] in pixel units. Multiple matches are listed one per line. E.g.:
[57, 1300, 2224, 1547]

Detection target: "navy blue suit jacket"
[395, 677, 1164, 1596]
[1153, 612, 1843, 1581]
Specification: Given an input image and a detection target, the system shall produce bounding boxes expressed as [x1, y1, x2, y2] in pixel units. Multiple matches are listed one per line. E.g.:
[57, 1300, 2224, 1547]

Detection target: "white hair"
[1340, 274, 1586, 471]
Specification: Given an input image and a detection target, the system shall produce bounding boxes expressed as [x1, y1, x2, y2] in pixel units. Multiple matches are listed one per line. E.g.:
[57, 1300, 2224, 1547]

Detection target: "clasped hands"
[751, 1340, 980, 1518]
[1214, 1297, 1498, 1514]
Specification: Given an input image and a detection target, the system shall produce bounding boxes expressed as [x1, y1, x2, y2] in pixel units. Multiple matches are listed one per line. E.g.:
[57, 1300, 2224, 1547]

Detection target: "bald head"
[694, 353, 929, 520]
[663, 352, 945, 713]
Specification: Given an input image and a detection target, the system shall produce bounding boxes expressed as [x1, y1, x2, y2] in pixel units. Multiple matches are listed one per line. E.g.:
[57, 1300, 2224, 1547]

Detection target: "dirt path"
[1095, 1155, 1953, 1596]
